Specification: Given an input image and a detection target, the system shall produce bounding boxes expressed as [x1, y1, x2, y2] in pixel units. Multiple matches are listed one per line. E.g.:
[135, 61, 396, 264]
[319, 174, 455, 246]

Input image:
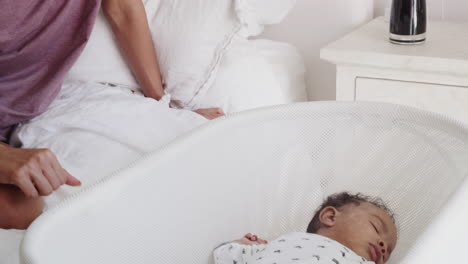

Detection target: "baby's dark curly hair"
[306, 192, 396, 233]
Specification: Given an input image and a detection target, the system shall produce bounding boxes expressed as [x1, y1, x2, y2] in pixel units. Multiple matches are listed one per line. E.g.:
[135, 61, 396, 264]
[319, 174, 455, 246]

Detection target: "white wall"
[260, 0, 374, 101]
[262, 0, 467, 101]
[375, 0, 468, 20]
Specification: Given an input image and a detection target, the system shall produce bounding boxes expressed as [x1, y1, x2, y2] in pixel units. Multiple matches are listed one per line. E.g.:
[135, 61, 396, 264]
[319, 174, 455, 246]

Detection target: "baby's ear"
[319, 206, 339, 228]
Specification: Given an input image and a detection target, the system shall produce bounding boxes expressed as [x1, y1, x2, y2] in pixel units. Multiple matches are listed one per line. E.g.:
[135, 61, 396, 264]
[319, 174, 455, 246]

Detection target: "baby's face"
[0, 185, 44, 229]
[319, 202, 397, 264]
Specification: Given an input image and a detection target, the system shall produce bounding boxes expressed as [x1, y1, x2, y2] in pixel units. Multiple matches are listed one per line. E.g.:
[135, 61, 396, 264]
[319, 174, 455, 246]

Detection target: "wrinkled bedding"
[1, 80, 208, 264]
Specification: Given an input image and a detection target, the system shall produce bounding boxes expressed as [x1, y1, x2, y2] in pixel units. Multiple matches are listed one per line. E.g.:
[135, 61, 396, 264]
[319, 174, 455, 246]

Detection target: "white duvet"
[2, 80, 208, 264]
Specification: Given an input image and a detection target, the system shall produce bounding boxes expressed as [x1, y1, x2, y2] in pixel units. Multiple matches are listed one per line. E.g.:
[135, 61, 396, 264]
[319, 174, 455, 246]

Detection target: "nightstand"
[320, 17, 468, 124]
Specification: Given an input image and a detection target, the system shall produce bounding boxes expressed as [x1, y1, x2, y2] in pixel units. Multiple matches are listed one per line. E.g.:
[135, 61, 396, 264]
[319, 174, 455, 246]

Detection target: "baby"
[214, 192, 397, 264]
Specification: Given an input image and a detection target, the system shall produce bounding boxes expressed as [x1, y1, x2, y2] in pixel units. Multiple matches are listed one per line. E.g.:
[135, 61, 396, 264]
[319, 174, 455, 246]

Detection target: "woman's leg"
[0, 184, 44, 229]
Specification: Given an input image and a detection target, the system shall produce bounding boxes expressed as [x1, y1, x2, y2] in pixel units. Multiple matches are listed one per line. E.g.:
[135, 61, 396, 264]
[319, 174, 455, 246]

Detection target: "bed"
[1, 0, 307, 263]
[4, 1, 468, 263]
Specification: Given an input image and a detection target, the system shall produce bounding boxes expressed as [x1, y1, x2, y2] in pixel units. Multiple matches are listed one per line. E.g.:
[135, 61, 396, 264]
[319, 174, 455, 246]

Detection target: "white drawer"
[355, 77, 468, 124]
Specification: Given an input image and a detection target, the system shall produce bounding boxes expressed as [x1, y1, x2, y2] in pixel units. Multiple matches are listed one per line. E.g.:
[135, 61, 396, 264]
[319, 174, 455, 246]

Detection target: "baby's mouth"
[368, 243, 382, 263]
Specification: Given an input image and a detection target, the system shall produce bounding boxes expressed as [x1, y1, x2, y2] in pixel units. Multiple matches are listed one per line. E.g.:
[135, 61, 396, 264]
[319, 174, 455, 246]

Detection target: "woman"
[0, 0, 223, 229]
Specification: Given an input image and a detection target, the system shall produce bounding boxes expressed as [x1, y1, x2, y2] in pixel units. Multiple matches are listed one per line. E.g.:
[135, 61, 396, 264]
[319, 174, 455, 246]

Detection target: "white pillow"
[192, 38, 307, 113]
[66, 0, 297, 108]
[235, 0, 297, 36]
[66, 0, 159, 89]
[148, 0, 241, 108]
[66, 9, 140, 89]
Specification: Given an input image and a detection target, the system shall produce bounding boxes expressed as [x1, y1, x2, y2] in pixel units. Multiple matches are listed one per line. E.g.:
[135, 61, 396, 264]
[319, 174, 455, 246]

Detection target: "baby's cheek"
[345, 222, 376, 255]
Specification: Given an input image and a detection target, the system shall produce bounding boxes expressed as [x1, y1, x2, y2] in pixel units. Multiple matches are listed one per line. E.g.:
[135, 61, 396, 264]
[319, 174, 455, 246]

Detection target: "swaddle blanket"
[214, 233, 374, 264]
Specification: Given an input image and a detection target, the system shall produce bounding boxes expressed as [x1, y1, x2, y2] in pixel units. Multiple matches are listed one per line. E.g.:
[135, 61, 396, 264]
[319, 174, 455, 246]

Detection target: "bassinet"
[20, 102, 468, 264]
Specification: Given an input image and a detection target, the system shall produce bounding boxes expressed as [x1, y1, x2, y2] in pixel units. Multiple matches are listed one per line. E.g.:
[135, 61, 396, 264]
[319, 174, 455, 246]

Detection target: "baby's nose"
[379, 241, 386, 254]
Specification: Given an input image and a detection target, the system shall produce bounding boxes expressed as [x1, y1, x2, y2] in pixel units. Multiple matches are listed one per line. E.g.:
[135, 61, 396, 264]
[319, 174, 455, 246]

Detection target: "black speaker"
[389, 0, 427, 44]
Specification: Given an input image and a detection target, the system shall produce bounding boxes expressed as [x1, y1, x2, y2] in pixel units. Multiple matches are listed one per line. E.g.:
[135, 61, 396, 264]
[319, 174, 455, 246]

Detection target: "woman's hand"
[0, 143, 81, 198]
[193, 108, 225, 120]
[235, 233, 268, 245]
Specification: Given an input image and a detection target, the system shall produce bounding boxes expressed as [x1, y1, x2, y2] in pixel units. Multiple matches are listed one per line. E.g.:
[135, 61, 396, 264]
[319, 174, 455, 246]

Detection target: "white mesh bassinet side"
[21, 102, 468, 264]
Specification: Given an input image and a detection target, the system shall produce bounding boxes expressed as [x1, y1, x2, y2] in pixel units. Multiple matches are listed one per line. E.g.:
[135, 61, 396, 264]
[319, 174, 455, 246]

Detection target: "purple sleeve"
[0, 0, 101, 143]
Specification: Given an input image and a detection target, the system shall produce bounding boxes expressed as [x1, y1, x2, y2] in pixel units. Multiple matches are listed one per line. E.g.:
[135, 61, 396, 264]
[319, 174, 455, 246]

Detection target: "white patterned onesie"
[213, 232, 375, 264]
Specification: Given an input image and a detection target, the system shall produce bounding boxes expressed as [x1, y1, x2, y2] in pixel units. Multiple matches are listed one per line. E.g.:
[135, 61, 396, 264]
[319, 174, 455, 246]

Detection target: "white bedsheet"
[1, 80, 207, 264]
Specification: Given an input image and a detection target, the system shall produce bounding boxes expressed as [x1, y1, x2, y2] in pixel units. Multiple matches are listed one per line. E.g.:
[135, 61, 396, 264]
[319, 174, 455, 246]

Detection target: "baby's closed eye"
[370, 222, 380, 233]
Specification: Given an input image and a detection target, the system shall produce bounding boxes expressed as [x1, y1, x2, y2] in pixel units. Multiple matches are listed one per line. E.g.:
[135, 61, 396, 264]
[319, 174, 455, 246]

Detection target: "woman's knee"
[0, 184, 44, 229]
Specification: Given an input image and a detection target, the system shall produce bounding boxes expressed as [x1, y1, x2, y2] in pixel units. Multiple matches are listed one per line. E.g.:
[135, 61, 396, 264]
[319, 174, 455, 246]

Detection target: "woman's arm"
[101, 0, 225, 120]
[102, 0, 164, 100]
